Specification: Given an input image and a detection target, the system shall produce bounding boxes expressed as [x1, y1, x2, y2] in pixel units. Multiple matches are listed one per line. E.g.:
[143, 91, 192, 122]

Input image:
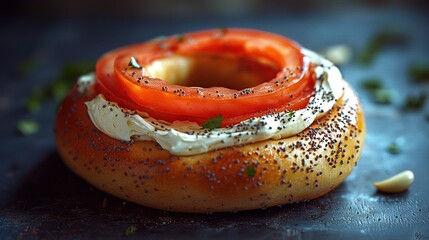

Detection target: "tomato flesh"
[96, 29, 316, 126]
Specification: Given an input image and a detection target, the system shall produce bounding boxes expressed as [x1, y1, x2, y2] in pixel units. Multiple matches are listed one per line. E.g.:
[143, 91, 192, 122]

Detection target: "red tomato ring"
[96, 28, 316, 126]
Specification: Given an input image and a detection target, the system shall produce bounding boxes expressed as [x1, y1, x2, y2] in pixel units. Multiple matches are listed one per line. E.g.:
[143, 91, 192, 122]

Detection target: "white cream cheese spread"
[81, 49, 353, 155]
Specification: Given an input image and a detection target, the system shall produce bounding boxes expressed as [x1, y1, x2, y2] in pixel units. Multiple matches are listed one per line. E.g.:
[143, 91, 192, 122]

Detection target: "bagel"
[55, 29, 365, 212]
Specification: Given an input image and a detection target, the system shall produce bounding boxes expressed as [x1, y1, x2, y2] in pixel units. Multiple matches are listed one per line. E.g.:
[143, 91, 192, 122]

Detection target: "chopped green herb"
[124, 225, 137, 237]
[403, 93, 427, 110]
[51, 60, 95, 102]
[202, 115, 223, 130]
[361, 78, 383, 92]
[51, 79, 71, 101]
[26, 87, 45, 113]
[373, 89, 392, 104]
[128, 57, 142, 69]
[288, 110, 295, 118]
[409, 63, 429, 83]
[247, 166, 256, 177]
[360, 77, 393, 104]
[25, 60, 95, 113]
[17, 120, 39, 136]
[387, 142, 401, 154]
[358, 30, 407, 66]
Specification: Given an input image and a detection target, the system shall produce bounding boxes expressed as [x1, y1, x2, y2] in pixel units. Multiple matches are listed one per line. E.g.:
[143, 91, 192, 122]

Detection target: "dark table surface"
[1, 3, 429, 239]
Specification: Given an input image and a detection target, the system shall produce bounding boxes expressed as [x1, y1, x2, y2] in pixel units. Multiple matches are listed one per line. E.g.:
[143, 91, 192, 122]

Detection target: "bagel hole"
[144, 53, 280, 90]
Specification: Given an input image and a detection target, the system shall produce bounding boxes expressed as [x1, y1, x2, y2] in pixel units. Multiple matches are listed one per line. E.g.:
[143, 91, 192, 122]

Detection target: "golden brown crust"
[55, 82, 365, 212]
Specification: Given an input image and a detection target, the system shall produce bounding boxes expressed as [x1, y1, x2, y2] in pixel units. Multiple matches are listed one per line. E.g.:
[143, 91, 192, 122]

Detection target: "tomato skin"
[96, 29, 316, 126]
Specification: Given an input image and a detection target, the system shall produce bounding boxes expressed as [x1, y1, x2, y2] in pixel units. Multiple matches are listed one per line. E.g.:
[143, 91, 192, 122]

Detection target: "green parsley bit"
[361, 78, 383, 92]
[60, 61, 96, 82]
[358, 30, 407, 66]
[247, 166, 256, 177]
[128, 56, 142, 69]
[51, 79, 72, 101]
[54, 61, 95, 101]
[409, 63, 429, 83]
[25, 60, 95, 113]
[124, 225, 138, 237]
[26, 87, 45, 113]
[373, 89, 392, 104]
[202, 115, 223, 131]
[403, 93, 427, 110]
[17, 120, 39, 136]
[387, 142, 401, 154]
[360, 77, 393, 104]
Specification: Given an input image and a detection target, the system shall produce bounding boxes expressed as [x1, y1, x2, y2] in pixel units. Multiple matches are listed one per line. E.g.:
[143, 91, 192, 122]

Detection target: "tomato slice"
[96, 28, 316, 126]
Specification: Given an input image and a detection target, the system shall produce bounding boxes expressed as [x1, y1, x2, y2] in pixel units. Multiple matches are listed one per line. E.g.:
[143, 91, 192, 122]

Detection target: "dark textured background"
[1, 1, 428, 239]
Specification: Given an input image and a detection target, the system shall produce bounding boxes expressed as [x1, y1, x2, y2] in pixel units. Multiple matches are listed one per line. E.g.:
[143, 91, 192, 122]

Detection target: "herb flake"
[360, 77, 393, 104]
[202, 115, 223, 130]
[373, 89, 393, 104]
[387, 142, 401, 154]
[358, 30, 407, 66]
[26, 87, 45, 113]
[361, 78, 383, 92]
[25, 60, 95, 113]
[403, 93, 427, 110]
[409, 63, 429, 83]
[17, 120, 39, 136]
[124, 225, 138, 237]
[247, 166, 256, 177]
[128, 57, 142, 69]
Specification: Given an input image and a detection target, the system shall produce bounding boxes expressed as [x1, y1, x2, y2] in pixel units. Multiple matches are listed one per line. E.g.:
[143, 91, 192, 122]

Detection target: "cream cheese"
[84, 49, 351, 155]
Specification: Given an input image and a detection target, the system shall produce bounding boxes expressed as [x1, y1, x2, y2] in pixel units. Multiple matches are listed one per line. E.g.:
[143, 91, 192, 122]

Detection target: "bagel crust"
[55, 81, 365, 212]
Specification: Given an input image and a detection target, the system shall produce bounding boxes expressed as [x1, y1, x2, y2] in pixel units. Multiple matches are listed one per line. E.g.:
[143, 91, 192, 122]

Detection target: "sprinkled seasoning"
[246, 166, 256, 177]
[128, 57, 142, 69]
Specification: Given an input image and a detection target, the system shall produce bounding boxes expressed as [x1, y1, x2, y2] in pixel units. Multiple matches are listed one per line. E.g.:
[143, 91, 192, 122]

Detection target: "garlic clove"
[374, 170, 414, 193]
